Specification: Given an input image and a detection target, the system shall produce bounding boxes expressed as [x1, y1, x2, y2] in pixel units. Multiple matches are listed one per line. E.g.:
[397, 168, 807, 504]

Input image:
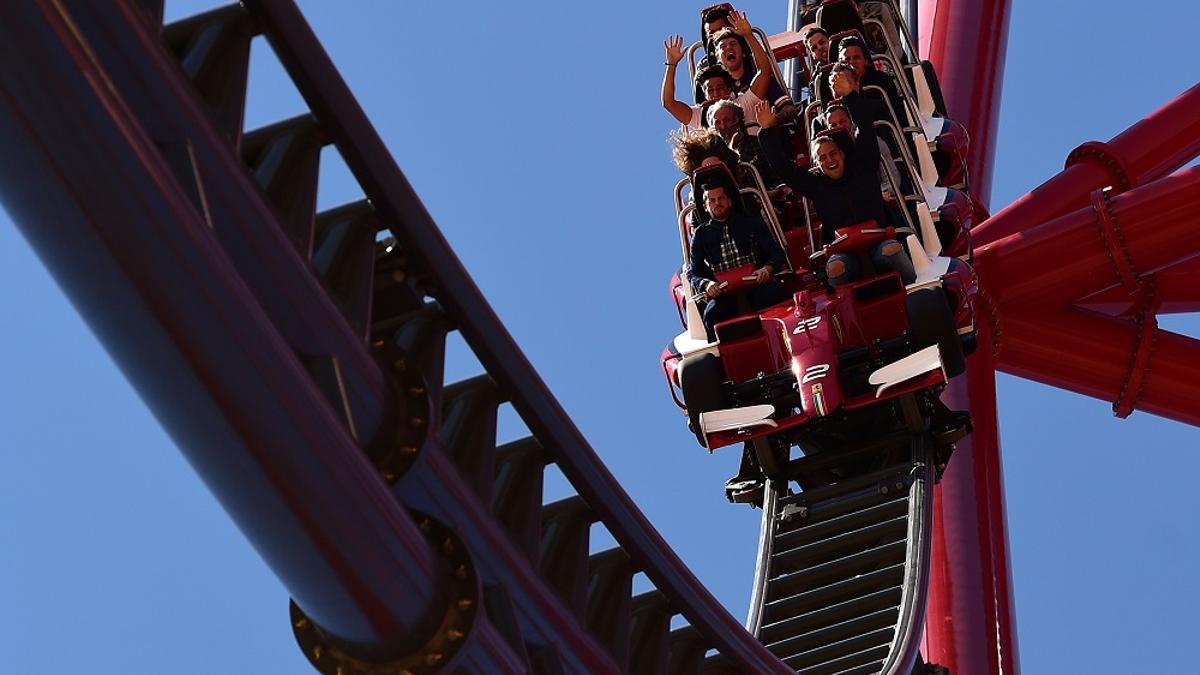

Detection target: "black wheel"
[679, 353, 727, 447]
[752, 435, 789, 480]
[907, 288, 966, 378]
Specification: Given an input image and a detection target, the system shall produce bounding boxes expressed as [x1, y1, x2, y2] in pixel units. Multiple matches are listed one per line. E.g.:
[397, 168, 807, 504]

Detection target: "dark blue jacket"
[687, 210, 787, 293]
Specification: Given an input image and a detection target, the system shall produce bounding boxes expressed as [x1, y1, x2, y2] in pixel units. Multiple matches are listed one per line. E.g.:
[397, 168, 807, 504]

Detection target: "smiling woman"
[1, 1, 1199, 674]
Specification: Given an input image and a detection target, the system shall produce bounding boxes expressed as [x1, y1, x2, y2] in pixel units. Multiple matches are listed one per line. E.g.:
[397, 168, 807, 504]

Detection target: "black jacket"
[758, 91, 890, 244]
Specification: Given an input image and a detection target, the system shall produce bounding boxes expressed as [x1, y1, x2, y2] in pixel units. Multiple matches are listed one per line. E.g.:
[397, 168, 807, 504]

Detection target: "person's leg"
[871, 239, 916, 283]
[748, 282, 790, 311]
[826, 253, 861, 287]
[701, 296, 738, 341]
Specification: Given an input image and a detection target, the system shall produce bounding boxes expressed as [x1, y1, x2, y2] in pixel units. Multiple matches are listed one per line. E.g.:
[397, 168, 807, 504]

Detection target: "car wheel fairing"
[907, 288, 966, 377]
[679, 353, 727, 447]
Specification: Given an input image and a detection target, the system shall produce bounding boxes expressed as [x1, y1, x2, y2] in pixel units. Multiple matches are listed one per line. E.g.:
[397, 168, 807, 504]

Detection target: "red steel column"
[918, 1, 1020, 673]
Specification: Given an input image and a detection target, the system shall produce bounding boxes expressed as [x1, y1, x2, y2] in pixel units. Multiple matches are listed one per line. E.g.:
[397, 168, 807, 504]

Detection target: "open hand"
[729, 11, 754, 38]
[754, 100, 778, 129]
[664, 35, 685, 65]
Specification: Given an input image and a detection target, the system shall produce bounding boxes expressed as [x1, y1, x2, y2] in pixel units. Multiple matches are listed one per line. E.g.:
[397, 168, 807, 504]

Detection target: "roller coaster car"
[661, 167, 977, 457]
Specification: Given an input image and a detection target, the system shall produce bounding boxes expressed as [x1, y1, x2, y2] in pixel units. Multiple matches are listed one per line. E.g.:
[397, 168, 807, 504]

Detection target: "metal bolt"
[425, 652, 443, 666]
[447, 629, 464, 641]
[371, 340, 385, 351]
[399, 445, 418, 456]
[392, 359, 406, 372]
[293, 617, 309, 629]
[312, 645, 322, 660]
[382, 470, 397, 483]
[409, 417, 425, 428]
[442, 537, 455, 555]
[408, 386, 425, 397]
[455, 564, 467, 580]
[457, 598, 473, 610]
[880, 486, 889, 495]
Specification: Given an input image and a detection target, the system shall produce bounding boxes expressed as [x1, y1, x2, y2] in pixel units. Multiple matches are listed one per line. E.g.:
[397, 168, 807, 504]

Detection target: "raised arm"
[730, 11, 772, 101]
[754, 101, 820, 197]
[661, 35, 693, 125]
[840, 89, 880, 169]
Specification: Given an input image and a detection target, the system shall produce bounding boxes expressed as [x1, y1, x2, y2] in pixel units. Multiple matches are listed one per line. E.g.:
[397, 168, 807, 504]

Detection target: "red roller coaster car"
[661, 163, 975, 487]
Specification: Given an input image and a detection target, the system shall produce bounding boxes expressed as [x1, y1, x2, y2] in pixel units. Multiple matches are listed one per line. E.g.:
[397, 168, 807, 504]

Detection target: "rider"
[756, 66, 914, 287]
[686, 180, 787, 342]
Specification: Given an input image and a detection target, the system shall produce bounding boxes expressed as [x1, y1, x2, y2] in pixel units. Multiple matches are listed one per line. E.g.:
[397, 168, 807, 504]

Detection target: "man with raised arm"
[661, 11, 793, 131]
[755, 68, 914, 287]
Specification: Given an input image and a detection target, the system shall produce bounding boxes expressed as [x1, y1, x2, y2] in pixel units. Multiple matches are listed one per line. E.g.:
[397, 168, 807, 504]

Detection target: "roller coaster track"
[745, 431, 934, 674]
[2, 1, 1199, 673]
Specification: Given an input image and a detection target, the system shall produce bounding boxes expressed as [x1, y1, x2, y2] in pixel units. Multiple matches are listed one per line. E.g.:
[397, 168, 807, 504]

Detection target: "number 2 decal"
[792, 317, 822, 334]
[801, 364, 830, 384]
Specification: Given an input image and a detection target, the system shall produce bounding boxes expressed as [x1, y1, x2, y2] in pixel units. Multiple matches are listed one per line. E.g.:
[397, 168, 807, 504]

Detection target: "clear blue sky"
[2, 1, 1198, 673]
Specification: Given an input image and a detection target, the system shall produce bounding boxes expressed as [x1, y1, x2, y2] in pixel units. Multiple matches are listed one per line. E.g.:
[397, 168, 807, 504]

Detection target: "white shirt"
[687, 89, 764, 136]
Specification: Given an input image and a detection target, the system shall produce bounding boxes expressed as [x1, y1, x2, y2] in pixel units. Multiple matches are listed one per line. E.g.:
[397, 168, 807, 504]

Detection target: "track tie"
[765, 563, 905, 622]
[771, 515, 909, 572]
[759, 586, 903, 644]
[766, 606, 900, 660]
[784, 628, 893, 672]
[774, 497, 908, 551]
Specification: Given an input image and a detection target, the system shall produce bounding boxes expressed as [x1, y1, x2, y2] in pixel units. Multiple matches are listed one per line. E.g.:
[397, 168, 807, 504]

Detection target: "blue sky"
[2, 1, 1198, 673]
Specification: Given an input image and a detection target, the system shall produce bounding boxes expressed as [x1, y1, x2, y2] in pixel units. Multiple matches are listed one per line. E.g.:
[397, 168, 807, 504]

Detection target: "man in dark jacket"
[755, 74, 914, 287]
[687, 182, 788, 342]
[837, 35, 906, 124]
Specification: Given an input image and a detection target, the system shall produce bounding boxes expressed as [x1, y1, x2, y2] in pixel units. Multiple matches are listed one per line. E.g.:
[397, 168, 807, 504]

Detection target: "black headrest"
[816, 0, 866, 38]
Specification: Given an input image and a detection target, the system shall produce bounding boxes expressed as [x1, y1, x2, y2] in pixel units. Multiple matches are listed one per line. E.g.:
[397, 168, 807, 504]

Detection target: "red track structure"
[921, 1, 1200, 672]
[2, 0, 1199, 673]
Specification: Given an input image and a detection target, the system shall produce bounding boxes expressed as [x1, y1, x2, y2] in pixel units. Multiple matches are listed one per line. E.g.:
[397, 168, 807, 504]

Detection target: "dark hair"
[823, 103, 849, 120]
[709, 28, 744, 51]
[695, 65, 735, 91]
[830, 60, 859, 82]
[837, 35, 869, 57]
[701, 6, 731, 26]
[802, 26, 828, 41]
[699, 181, 729, 198]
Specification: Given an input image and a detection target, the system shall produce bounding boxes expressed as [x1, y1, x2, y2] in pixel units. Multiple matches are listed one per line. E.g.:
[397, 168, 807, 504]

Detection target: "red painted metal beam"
[998, 309, 1200, 425]
[0, 0, 440, 652]
[919, 1, 1020, 673]
[244, 1, 796, 671]
[979, 167, 1200, 309]
[1079, 262, 1200, 316]
[918, 0, 1012, 206]
[974, 83, 1200, 247]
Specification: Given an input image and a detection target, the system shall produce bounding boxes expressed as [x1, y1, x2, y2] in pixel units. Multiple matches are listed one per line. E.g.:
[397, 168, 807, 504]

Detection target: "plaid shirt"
[687, 211, 786, 294]
[714, 223, 755, 273]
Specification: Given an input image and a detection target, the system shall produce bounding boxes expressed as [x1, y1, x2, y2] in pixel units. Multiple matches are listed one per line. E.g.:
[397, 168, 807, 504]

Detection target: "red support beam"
[979, 167, 1200, 309]
[918, 0, 1012, 206]
[974, 83, 1200, 247]
[919, 1, 1020, 673]
[1079, 262, 1200, 316]
[998, 310, 1200, 425]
